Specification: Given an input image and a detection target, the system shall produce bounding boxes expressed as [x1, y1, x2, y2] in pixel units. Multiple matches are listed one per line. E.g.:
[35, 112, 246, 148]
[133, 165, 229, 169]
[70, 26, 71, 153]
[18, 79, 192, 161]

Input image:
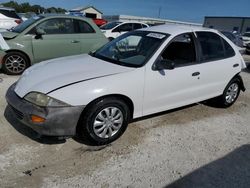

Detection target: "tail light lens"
[15, 19, 22, 24]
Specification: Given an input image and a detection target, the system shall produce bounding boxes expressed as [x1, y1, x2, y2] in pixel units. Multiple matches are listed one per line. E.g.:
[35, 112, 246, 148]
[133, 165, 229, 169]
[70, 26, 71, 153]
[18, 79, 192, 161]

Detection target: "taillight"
[15, 19, 22, 24]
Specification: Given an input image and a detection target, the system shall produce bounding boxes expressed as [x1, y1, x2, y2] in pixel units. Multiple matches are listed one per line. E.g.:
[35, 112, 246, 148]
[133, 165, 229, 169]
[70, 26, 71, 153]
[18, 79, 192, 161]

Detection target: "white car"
[0, 7, 22, 30]
[242, 32, 250, 47]
[6, 25, 246, 145]
[100, 21, 149, 40]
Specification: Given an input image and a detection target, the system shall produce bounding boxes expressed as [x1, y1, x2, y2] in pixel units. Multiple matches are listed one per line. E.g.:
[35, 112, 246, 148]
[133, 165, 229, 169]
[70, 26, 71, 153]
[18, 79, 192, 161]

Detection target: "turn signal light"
[31, 115, 45, 123]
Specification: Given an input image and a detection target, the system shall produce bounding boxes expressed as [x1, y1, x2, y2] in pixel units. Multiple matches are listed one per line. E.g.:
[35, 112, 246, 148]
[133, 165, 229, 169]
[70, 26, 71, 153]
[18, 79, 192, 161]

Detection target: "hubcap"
[225, 83, 239, 104]
[5, 55, 26, 74]
[93, 107, 124, 139]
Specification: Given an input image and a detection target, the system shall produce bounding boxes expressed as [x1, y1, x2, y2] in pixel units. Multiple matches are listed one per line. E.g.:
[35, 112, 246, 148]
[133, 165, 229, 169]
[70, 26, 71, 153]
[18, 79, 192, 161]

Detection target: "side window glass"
[196, 32, 225, 61]
[37, 18, 74, 35]
[142, 24, 148, 28]
[222, 38, 235, 58]
[118, 23, 133, 32]
[161, 33, 196, 66]
[74, 20, 95, 33]
[133, 23, 142, 30]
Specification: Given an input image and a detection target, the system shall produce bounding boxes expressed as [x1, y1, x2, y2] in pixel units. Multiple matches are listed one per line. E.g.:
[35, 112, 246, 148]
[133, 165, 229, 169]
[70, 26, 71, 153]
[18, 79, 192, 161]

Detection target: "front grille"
[10, 105, 24, 120]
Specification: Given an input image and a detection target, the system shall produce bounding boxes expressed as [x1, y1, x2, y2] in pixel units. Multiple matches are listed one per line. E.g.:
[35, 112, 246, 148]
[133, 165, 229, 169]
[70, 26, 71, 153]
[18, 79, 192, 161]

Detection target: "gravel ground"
[0, 56, 250, 188]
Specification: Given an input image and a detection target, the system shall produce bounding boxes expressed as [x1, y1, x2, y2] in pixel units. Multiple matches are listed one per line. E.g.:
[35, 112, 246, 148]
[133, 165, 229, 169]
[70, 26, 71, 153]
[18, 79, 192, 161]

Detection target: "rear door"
[194, 31, 240, 97]
[31, 18, 81, 63]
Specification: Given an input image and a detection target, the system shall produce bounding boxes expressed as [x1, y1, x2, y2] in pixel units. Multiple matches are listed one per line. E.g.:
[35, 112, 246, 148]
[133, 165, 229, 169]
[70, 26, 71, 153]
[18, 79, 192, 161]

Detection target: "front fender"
[48, 68, 145, 118]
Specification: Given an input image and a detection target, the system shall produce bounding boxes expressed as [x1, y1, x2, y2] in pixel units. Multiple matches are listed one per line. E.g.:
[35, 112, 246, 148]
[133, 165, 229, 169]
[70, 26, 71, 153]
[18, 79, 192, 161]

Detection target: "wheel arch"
[231, 73, 245, 92]
[80, 94, 134, 121]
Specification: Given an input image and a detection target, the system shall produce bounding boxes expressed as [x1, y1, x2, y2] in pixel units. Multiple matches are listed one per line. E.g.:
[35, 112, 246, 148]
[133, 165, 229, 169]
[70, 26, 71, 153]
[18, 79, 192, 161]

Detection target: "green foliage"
[0, 1, 66, 13]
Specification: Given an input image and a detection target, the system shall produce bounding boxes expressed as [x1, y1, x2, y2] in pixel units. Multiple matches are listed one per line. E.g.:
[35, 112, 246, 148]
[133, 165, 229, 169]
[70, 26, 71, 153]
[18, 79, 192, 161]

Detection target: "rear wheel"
[215, 78, 240, 108]
[76, 97, 130, 146]
[3, 52, 29, 75]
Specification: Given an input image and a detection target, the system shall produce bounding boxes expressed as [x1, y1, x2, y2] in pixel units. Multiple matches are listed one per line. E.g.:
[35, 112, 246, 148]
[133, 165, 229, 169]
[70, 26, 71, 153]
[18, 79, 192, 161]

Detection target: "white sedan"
[6, 24, 246, 145]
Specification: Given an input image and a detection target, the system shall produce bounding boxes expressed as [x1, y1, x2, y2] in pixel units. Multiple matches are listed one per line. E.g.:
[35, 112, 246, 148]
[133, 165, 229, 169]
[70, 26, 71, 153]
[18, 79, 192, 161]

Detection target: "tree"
[0, 1, 66, 14]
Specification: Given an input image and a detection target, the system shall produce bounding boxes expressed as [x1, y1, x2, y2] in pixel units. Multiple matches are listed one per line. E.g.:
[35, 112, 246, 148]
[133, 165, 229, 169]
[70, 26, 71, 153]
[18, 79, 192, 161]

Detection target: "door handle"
[233, 64, 239, 68]
[192, 72, 200, 76]
[71, 40, 80, 43]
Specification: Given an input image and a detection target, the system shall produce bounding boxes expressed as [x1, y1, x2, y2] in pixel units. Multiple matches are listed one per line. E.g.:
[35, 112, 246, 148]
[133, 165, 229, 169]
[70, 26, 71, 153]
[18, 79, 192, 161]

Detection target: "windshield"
[100, 21, 122, 30]
[93, 31, 169, 68]
[11, 16, 43, 33]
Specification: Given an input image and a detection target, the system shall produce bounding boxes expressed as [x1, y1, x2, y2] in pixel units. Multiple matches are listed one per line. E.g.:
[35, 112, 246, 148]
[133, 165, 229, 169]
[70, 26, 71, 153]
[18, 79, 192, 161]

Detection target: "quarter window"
[74, 20, 95, 33]
[161, 33, 196, 66]
[196, 32, 225, 61]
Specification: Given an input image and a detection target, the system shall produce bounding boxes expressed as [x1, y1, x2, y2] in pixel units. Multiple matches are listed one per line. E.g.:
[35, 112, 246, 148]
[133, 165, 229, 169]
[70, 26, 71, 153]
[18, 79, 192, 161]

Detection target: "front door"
[143, 33, 203, 116]
[32, 18, 80, 63]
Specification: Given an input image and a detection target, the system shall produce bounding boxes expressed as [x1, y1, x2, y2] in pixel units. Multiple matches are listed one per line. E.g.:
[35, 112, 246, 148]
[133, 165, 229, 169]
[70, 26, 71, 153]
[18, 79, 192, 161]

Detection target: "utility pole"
[158, 6, 161, 18]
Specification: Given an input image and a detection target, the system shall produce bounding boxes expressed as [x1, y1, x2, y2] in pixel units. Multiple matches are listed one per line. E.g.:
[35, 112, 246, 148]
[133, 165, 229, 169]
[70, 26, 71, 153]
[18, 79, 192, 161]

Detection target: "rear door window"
[196, 32, 225, 62]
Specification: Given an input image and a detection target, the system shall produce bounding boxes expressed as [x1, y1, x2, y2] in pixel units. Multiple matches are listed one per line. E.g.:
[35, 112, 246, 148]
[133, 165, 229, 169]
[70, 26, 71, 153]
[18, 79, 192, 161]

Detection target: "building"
[71, 6, 103, 19]
[204, 16, 250, 34]
[103, 15, 202, 27]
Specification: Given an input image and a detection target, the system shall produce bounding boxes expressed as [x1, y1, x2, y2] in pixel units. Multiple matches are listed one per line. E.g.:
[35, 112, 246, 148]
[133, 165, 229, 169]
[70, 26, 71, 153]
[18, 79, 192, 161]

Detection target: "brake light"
[15, 19, 22, 24]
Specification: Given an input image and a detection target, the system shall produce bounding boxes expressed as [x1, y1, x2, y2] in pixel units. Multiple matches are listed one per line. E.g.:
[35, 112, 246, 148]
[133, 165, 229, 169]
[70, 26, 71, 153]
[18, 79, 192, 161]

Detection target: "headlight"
[24, 92, 69, 107]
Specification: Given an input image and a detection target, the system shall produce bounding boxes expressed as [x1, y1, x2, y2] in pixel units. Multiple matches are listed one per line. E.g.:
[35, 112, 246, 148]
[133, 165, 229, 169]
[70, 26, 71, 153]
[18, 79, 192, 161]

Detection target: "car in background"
[221, 31, 244, 47]
[100, 21, 149, 40]
[92, 18, 107, 27]
[0, 14, 108, 75]
[221, 31, 245, 54]
[0, 7, 22, 31]
[66, 10, 107, 27]
[246, 43, 250, 54]
[242, 32, 250, 47]
[6, 25, 246, 145]
[18, 12, 36, 21]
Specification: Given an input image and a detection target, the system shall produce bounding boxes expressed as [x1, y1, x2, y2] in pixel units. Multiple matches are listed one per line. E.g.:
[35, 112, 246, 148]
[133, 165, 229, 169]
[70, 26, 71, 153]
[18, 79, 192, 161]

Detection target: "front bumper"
[6, 83, 85, 136]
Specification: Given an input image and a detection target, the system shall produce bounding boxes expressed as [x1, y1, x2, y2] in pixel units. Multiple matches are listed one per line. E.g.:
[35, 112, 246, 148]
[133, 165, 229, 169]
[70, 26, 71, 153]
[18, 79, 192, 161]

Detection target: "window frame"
[73, 19, 96, 34]
[153, 32, 200, 69]
[195, 31, 235, 63]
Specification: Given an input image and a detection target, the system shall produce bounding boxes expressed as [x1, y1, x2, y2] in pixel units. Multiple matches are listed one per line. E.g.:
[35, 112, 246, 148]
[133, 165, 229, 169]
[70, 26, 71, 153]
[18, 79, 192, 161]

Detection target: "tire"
[2, 51, 29, 75]
[76, 97, 130, 146]
[215, 78, 241, 108]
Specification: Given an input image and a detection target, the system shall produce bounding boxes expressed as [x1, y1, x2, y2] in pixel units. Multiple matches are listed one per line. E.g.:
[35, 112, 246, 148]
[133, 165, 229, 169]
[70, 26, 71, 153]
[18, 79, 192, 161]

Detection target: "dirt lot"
[0, 57, 250, 188]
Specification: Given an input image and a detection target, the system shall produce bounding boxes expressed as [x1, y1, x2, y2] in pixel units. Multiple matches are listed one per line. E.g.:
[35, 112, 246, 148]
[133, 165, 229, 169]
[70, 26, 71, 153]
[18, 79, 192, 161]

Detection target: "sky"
[0, 0, 250, 23]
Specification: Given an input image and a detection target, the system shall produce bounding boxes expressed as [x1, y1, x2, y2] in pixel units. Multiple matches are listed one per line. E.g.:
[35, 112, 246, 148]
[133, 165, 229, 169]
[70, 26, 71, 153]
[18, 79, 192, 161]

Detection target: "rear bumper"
[6, 83, 85, 136]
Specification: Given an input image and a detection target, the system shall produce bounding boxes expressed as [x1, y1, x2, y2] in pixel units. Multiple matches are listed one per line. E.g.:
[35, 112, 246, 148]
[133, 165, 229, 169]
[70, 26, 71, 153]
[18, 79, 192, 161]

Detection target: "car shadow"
[165, 144, 250, 188]
[4, 106, 66, 145]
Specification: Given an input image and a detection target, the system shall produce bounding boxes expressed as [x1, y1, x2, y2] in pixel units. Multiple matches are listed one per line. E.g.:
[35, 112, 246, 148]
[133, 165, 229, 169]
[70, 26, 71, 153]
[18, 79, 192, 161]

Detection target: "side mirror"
[153, 59, 175, 71]
[35, 28, 45, 39]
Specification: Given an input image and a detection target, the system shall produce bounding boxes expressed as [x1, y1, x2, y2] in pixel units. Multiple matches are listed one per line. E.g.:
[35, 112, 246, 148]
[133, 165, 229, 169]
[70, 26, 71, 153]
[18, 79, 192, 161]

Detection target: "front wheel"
[215, 78, 241, 108]
[2, 52, 29, 75]
[76, 97, 130, 146]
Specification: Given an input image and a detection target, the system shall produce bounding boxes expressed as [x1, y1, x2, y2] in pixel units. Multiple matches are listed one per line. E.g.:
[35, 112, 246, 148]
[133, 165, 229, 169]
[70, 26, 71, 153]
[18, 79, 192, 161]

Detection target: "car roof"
[141, 24, 216, 36]
[37, 13, 91, 20]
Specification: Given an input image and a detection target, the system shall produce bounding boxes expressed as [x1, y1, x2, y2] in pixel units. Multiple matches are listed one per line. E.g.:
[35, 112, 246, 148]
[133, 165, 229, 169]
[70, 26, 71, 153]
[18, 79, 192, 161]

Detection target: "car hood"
[14, 54, 134, 98]
[1, 31, 19, 39]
